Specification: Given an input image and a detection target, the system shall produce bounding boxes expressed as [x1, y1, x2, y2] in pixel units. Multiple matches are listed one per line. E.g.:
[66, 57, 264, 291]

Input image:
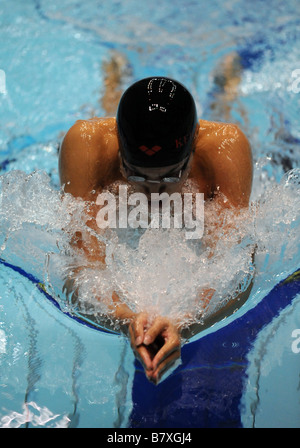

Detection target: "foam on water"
[0, 164, 299, 332]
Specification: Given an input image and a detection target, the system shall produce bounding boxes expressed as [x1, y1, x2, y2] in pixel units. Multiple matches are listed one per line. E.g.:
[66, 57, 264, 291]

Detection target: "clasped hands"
[127, 312, 182, 385]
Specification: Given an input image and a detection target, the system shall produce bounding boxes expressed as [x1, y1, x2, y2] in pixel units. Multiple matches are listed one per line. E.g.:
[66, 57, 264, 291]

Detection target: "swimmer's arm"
[62, 245, 142, 338]
[175, 126, 253, 340]
[203, 125, 253, 253]
[59, 127, 140, 330]
[63, 234, 182, 383]
[62, 229, 139, 333]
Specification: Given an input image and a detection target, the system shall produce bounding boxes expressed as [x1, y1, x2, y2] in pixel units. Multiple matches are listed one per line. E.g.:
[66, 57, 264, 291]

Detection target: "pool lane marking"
[0, 257, 118, 335]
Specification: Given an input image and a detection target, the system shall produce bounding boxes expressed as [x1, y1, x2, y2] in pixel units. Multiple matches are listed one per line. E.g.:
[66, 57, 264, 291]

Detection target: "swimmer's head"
[117, 77, 198, 169]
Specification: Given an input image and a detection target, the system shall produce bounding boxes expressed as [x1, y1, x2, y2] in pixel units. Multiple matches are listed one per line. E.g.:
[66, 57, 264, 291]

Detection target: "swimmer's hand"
[128, 313, 181, 385]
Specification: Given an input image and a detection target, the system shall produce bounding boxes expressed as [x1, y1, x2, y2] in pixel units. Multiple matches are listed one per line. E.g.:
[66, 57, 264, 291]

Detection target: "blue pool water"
[0, 0, 300, 428]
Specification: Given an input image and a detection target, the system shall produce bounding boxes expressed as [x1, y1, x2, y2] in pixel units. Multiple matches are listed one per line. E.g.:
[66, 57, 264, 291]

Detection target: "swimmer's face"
[121, 156, 192, 196]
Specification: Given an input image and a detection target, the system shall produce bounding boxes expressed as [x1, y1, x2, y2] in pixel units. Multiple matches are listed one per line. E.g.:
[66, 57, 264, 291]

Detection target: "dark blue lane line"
[0, 257, 118, 335]
[129, 270, 300, 428]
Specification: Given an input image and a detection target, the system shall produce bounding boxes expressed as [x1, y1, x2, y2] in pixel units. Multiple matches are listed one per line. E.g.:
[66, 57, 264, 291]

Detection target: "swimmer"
[59, 77, 253, 384]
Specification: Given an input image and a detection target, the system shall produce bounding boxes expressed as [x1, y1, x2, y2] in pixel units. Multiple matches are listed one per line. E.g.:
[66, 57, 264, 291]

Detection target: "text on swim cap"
[175, 133, 192, 149]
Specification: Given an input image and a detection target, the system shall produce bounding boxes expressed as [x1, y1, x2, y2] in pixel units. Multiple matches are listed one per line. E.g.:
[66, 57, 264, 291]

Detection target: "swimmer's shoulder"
[61, 117, 118, 156]
[196, 119, 252, 164]
[60, 117, 119, 179]
[197, 119, 249, 147]
[59, 117, 120, 197]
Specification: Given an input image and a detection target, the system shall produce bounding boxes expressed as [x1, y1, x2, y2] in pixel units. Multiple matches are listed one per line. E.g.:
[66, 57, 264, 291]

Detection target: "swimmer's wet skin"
[59, 76, 253, 384]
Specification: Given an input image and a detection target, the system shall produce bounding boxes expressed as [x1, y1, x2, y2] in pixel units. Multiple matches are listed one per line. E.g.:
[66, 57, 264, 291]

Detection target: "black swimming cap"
[117, 77, 198, 168]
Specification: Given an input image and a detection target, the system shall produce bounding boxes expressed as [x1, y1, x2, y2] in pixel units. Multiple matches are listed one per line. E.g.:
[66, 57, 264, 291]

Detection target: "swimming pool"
[0, 0, 300, 429]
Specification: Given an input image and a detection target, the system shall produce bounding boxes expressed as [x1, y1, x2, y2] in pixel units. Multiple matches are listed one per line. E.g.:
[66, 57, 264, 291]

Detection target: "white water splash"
[0, 166, 299, 330]
[0, 401, 70, 428]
